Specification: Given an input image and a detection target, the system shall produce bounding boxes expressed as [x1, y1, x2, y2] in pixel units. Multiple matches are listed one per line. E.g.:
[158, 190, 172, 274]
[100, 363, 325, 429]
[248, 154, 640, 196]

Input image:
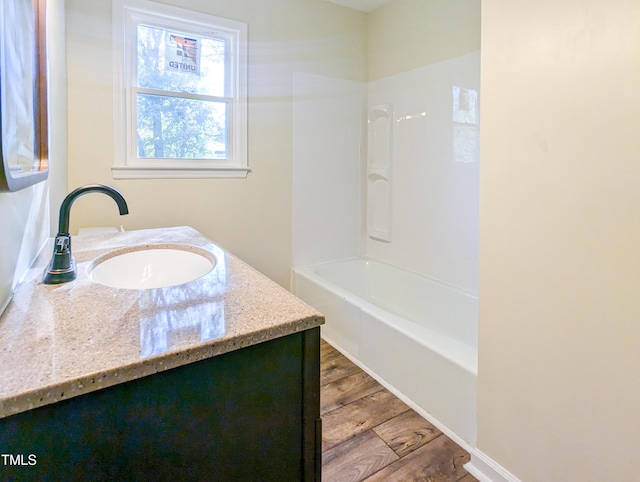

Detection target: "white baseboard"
[464, 450, 522, 482]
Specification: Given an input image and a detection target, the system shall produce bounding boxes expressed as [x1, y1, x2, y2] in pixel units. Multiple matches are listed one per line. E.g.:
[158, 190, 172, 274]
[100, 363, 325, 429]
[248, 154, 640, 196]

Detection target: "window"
[112, 0, 248, 178]
[452, 86, 479, 164]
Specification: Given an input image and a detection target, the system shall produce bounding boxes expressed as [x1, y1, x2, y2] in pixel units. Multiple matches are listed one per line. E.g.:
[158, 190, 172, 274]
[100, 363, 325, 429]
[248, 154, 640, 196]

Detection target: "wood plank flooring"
[321, 339, 477, 482]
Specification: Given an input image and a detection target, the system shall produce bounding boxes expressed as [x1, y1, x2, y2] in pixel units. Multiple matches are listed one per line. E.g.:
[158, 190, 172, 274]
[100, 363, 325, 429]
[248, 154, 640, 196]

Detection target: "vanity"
[0, 227, 324, 481]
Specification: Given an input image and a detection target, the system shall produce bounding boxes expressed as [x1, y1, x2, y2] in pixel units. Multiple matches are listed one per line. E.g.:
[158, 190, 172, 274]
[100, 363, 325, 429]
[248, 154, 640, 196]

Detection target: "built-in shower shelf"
[368, 168, 390, 180]
[367, 104, 393, 242]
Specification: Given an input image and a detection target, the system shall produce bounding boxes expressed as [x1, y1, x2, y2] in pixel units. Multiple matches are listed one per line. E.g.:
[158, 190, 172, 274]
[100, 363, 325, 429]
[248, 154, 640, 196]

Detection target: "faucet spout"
[43, 184, 129, 285]
[57, 184, 128, 235]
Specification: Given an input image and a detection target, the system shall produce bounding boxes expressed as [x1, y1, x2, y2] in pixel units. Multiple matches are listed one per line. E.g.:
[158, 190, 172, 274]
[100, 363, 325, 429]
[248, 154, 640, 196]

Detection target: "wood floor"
[320, 339, 477, 482]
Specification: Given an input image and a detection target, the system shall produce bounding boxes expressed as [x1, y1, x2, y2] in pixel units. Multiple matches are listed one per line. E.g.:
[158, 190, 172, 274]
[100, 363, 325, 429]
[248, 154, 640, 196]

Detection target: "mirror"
[0, 0, 48, 192]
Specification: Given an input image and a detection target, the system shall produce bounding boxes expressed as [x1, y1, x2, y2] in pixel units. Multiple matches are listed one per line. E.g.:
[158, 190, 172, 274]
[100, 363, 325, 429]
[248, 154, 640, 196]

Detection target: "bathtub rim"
[292, 256, 478, 375]
[294, 255, 479, 300]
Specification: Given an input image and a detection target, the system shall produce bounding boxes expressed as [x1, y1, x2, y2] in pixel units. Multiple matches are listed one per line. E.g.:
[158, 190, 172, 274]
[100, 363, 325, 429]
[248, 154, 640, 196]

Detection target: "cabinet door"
[0, 328, 321, 481]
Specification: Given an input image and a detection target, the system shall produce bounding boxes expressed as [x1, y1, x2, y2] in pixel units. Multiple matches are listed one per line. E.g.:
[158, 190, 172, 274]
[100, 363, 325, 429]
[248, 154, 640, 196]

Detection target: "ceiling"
[323, 0, 394, 13]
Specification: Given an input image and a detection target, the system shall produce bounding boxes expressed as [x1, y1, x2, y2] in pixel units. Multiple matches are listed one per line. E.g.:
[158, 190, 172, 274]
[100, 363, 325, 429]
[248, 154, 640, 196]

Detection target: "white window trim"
[112, 0, 249, 179]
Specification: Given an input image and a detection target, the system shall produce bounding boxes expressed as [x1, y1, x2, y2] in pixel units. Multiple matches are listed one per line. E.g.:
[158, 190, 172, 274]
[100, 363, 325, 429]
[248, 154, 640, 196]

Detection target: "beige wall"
[478, 0, 640, 480]
[65, 0, 366, 287]
[0, 0, 67, 314]
[367, 0, 480, 80]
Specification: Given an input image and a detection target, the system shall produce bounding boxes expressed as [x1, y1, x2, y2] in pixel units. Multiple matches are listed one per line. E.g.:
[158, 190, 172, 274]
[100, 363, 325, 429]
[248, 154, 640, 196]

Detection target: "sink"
[88, 244, 215, 289]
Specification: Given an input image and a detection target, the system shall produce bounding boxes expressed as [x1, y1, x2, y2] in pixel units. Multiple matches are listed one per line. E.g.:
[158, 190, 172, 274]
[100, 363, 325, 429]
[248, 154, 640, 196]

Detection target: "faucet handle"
[55, 235, 71, 253]
[42, 235, 76, 284]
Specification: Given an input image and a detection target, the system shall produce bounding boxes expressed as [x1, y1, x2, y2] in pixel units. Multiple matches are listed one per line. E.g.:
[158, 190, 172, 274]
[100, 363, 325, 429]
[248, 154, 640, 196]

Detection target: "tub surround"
[0, 226, 324, 419]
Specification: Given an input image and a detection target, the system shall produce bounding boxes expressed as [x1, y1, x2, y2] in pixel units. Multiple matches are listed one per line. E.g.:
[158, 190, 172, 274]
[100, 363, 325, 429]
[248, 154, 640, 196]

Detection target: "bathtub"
[292, 257, 478, 446]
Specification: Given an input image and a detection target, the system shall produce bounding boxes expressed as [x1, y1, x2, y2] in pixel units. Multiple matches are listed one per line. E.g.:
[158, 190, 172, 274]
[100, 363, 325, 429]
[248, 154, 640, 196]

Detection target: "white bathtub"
[292, 257, 478, 446]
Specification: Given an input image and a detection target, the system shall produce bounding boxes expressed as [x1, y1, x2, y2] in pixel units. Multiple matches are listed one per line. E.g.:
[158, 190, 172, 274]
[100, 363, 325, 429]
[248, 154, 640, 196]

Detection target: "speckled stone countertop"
[0, 226, 323, 419]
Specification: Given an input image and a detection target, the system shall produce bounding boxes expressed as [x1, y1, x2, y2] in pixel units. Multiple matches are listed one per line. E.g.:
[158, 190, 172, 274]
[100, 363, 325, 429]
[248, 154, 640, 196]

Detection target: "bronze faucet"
[43, 184, 128, 284]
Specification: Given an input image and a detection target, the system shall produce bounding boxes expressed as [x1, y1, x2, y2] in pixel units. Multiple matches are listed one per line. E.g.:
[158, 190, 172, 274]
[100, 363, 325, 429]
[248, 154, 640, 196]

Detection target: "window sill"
[111, 165, 250, 179]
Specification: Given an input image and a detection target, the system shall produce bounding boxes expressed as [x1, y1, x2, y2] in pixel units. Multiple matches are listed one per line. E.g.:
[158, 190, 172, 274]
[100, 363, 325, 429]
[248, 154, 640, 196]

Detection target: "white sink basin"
[88, 244, 215, 289]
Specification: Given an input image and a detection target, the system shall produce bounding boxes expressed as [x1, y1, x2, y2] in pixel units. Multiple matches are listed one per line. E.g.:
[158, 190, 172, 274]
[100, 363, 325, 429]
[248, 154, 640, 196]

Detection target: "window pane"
[137, 25, 226, 97]
[136, 94, 228, 159]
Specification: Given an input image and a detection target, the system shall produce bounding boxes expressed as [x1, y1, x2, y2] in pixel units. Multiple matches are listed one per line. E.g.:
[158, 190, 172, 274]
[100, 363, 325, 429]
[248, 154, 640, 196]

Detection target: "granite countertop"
[0, 226, 323, 419]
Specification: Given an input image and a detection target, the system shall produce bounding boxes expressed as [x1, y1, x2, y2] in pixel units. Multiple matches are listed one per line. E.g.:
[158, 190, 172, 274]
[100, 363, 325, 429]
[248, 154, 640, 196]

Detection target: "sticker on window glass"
[165, 34, 200, 75]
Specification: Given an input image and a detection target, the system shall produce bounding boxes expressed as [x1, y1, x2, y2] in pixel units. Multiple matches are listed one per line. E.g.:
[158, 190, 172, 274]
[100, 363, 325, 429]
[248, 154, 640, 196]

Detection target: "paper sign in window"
[165, 33, 200, 75]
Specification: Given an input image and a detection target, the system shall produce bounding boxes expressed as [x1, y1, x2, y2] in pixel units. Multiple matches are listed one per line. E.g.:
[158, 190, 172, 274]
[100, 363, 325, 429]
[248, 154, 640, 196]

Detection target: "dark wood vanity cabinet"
[0, 327, 321, 481]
